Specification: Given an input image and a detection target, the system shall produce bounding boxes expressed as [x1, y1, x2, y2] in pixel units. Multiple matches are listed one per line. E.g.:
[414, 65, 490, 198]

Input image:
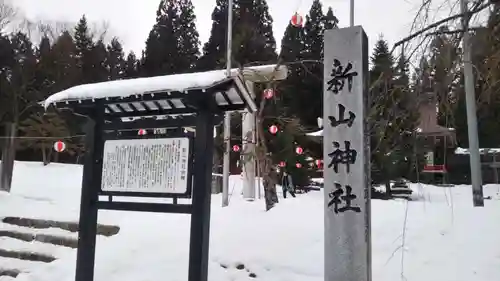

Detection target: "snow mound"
[0, 161, 499, 281]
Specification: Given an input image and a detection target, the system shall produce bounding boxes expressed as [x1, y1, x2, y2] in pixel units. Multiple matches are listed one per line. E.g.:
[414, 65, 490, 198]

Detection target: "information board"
[101, 137, 191, 194]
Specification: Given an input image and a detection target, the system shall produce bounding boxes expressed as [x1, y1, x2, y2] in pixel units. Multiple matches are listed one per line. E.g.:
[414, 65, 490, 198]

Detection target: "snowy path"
[0, 161, 498, 281]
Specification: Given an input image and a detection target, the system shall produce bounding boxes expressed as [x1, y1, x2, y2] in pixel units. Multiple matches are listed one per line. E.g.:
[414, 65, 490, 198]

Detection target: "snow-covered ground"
[1, 161, 500, 281]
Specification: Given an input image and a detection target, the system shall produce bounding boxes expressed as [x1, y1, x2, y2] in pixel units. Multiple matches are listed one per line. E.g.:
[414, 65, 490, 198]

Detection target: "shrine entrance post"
[323, 26, 371, 281]
[45, 74, 256, 281]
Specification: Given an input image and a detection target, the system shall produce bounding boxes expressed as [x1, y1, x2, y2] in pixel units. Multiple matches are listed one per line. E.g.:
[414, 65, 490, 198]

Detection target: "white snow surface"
[306, 129, 323, 137]
[455, 147, 500, 154]
[43, 65, 280, 108]
[1, 161, 500, 281]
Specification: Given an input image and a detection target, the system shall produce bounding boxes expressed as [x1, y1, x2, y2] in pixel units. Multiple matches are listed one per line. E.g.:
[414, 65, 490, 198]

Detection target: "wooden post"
[75, 107, 104, 281]
[188, 109, 215, 281]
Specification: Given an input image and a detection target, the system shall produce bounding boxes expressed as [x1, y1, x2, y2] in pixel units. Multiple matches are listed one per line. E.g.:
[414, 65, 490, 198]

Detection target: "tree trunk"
[0, 123, 17, 192]
[261, 157, 279, 210]
[384, 181, 392, 195]
[42, 143, 50, 166]
[53, 151, 59, 163]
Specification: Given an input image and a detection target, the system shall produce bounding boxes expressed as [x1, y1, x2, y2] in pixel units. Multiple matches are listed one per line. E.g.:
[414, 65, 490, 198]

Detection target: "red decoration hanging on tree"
[232, 145, 240, 152]
[290, 12, 304, 27]
[138, 129, 147, 136]
[296, 163, 302, 168]
[279, 161, 286, 167]
[263, 88, 274, 99]
[295, 146, 303, 155]
[269, 125, 278, 134]
[54, 140, 66, 153]
[315, 159, 323, 168]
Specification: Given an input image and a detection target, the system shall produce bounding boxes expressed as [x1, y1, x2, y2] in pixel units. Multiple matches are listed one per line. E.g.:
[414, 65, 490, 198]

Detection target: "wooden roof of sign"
[42, 65, 287, 119]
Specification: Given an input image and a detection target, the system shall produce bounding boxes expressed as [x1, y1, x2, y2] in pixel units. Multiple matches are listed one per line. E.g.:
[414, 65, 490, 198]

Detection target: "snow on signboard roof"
[43, 64, 286, 109]
[306, 129, 323, 137]
[455, 147, 500, 154]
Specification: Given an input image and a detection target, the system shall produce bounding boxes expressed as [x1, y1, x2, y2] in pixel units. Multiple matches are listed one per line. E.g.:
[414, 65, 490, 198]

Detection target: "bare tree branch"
[0, 0, 17, 33]
[391, 0, 491, 54]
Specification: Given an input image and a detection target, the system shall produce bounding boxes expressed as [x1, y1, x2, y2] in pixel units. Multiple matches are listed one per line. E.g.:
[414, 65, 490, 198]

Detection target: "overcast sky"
[12, 0, 455, 56]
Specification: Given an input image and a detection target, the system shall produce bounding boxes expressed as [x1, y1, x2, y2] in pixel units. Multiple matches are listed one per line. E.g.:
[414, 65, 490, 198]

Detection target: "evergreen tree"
[275, 21, 309, 185]
[198, 0, 277, 69]
[74, 15, 96, 84]
[124, 51, 140, 78]
[51, 31, 80, 92]
[456, 7, 500, 148]
[279, 2, 339, 159]
[177, 0, 200, 71]
[34, 35, 55, 95]
[197, 0, 229, 71]
[87, 39, 109, 83]
[143, 0, 199, 76]
[18, 34, 72, 160]
[303, 0, 324, 59]
[106, 37, 126, 80]
[0, 32, 37, 192]
[232, 0, 276, 65]
[0, 33, 14, 122]
[369, 38, 419, 190]
[2, 32, 38, 124]
[282, 2, 339, 130]
[18, 110, 73, 165]
[323, 7, 339, 31]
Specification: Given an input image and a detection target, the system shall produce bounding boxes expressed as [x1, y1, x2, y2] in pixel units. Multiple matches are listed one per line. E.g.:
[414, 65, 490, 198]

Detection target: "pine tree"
[50, 31, 86, 156]
[461, 7, 500, 148]
[0, 33, 15, 122]
[369, 38, 418, 189]
[323, 7, 339, 31]
[177, 0, 200, 71]
[87, 39, 108, 83]
[199, 0, 277, 69]
[51, 31, 80, 92]
[124, 51, 140, 78]
[74, 15, 96, 84]
[284, 2, 339, 130]
[3, 32, 38, 123]
[232, 0, 276, 65]
[197, 0, 230, 71]
[34, 35, 55, 96]
[18, 110, 73, 165]
[18, 35, 72, 163]
[303, 0, 324, 59]
[143, 0, 199, 76]
[106, 38, 126, 80]
[0, 32, 37, 192]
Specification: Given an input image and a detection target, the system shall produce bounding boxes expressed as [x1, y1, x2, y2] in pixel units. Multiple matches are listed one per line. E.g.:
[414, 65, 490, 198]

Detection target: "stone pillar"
[323, 26, 371, 281]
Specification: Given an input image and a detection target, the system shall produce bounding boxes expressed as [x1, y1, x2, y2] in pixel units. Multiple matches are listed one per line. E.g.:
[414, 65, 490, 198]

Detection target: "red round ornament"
[263, 88, 274, 99]
[54, 140, 66, 153]
[138, 129, 147, 136]
[296, 163, 302, 168]
[295, 146, 303, 155]
[269, 125, 278, 135]
[279, 161, 286, 167]
[315, 159, 323, 167]
[232, 145, 240, 152]
[290, 12, 304, 27]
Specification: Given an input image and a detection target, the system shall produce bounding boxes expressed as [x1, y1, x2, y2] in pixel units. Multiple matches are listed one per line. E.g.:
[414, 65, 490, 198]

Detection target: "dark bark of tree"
[384, 181, 392, 195]
[0, 123, 16, 192]
[41, 143, 48, 166]
[256, 112, 279, 211]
